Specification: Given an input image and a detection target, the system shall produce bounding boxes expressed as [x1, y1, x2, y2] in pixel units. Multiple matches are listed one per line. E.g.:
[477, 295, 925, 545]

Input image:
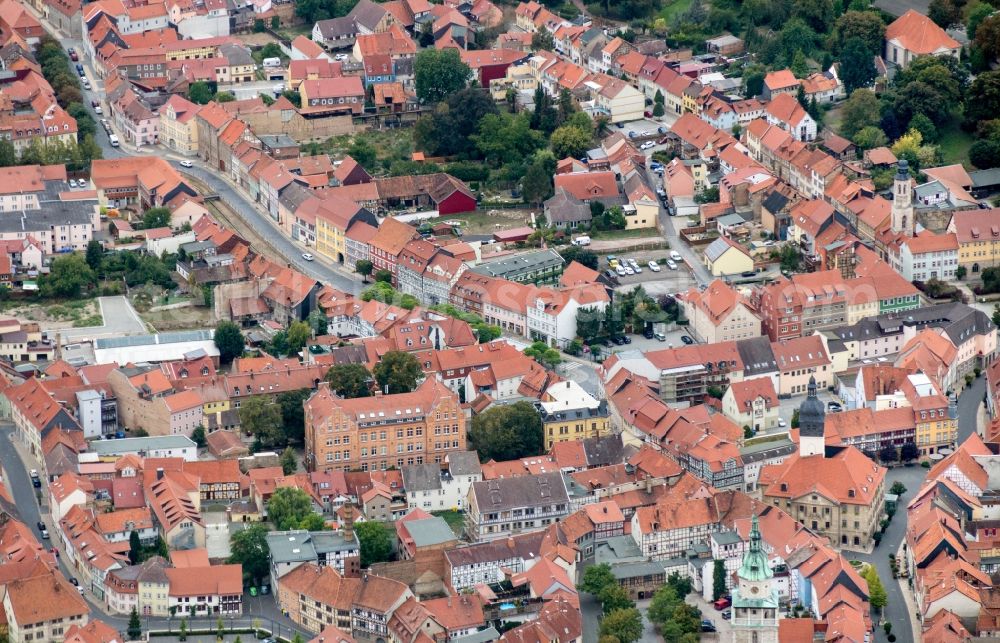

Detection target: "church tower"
[732, 514, 779, 643]
[798, 376, 826, 457]
[891, 160, 914, 237]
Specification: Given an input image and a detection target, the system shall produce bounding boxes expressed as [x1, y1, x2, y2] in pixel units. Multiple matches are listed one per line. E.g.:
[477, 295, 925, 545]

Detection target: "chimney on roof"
[156, 468, 164, 480]
[343, 503, 355, 542]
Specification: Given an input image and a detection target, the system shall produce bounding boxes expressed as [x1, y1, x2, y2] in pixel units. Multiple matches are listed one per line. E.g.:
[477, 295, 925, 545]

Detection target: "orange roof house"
[885, 9, 960, 67]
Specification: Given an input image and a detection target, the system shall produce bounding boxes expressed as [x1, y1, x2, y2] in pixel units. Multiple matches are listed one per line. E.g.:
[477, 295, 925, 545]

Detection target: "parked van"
[108, 134, 119, 147]
[262, 57, 282, 68]
[670, 250, 682, 262]
[572, 235, 591, 246]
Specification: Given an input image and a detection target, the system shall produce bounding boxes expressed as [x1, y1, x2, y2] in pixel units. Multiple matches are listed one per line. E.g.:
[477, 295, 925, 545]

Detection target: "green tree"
[652, 102, 664, 117]
[576, 306, 603, 344]
[908, 112, 937, 142]
[347, 138, 377, 171]
[840, 38, 878, 95]
[271, 15, 279, 28]
[744, 69, 765, 97]
[524, 340, 561, 369]
[239, 396, 284, 449]
[86, 239, 104, 272]
[280, 447, 298, 475]
[968, 2, 994, 39]
[853, 126, 888, 150]
[831, 10, 885, 53]
[972, 140, 1000, 169]
[712, 559, 726, 600]
[966, 71, 1000, 128]
[599, 585, 634, 613]
[229, 524, 269, 584]
[355, 259, 374, 283]
[581, 563, 616, 595]
[467, 400, 544, 461]
[215, 91, 236, 103]
[213, 321, 245, 363]
[928, 0, 962, 27]
[286, 320, 311, 354]
[191, 425, 207, 448]
[647, 584, 680, 625]
[140, 207, 171, 230]
[414, 49, 472, 104]
[356, 521, 392, 566]
[863, 565, 887, 611]
[129, 530, 142, 565]
[41, 253, 95, 298]
[128, 608, 142, 640]
[531, 30, 554, 51]
[253, 18, 265, 31]
[890, 481, 907, 496]
[216, 617, 225, 640]
[187, 81, 214, 104]
[268, 487, 316, 530]
[0, 139, 16, 166]
[278, 389, 310, 444]
[473, 112, 546, 168]
[599, 608, 643, 643]
[179, 619, 188, 641]
[325, 363, 373, 398]
[522, 158, 554, 205]
[373, 351, 423, 394]
[374, 269, 393, 284]
[550, 124, 592, 159]
[790, 50, 809, 78]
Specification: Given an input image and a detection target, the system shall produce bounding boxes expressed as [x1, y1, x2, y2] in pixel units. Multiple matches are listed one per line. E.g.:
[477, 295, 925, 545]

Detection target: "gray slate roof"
[470, 471, 568, 512]
[446, 451, 482, 476]
[402, 516, 457, 547]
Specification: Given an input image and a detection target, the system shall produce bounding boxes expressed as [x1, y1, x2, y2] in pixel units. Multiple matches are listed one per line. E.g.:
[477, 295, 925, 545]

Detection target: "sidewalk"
[895, 541, 922, 638]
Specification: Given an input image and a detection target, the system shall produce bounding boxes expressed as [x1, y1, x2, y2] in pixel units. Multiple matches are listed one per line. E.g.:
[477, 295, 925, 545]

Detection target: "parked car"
[827, 402, 843, 413]
[604, 269, 617, 280]
[666, 259, 678, 270]
[40, 529, 49, 540]
[680, 335, 694, 345]
[69, 578, 79, 586]
[640, 141, 655, 150]
[714, 598, 731, 611]
[180, 160, 193, 168]
[701, 620, 716, 633]
[30, 469, 38, 478]
[32, 478, 41, 488]
[611, 336, 625, 346]
[654, 332, 667, 342]
[670, 250, 682, 262]
[643, 327, 655, 339]
[615, 264, 626, 276]
[36, 521, 45, 531]
[69, 179, 78, 188]
[648, 260, 660, 272]
[623, 265, 634, 275]
[302, 253, 314, 261]
[778, 418, 787, 427]
[721, 610, 732, 620]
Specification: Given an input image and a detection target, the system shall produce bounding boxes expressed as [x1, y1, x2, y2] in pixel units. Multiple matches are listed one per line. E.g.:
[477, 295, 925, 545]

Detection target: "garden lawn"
[658, 0, 693, 22]
[937, 120, 975, 166]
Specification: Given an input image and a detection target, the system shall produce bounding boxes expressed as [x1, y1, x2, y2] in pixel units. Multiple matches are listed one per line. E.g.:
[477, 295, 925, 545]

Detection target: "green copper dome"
[738, 514, 773, 583]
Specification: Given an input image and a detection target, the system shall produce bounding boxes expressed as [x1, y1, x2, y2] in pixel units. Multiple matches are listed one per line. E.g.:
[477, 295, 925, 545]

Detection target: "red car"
[69, 51, 78, 61]
[713, 598, 731, 611]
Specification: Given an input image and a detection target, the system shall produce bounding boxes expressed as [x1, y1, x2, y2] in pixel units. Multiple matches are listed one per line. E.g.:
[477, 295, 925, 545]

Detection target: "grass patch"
[659, 0, 694, 22]
[432, 510, 467, 537]
[937, 120, 975, 166]
[591, 227, 660, 240]
[73, 314, 104, 328]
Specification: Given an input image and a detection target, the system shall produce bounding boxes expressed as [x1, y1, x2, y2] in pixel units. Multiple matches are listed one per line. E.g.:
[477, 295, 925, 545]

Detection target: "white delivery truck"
[108, 134, 119, 147]
[573, 235, 591, 246]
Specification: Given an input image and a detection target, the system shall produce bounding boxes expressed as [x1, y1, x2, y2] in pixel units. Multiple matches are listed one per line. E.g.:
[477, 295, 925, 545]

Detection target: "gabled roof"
[885, 9, 960, 55]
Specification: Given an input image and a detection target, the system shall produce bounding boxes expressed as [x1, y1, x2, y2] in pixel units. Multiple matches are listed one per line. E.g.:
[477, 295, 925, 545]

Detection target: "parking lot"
[600, 251, 698, 297]
[772, 389, 845, 434]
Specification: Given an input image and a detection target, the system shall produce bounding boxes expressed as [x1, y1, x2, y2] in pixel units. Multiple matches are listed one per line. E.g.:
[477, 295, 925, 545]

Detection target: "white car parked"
[666, 259, 678, 270]
[648, 261, 661, 272]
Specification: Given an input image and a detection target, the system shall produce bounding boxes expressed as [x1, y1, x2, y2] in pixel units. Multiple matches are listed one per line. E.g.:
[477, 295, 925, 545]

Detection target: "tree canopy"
[467, 401, 544, 462]
[214, 321, 245, 364]
[325, 363, 373, 398]
[356, 521, 393, 567]
[229, 523, 270, 584]
[267, 487, 321, 531]
[239, 396, 284, 449]
[373, 351, 423, 394]
[414, 49, 472, 104]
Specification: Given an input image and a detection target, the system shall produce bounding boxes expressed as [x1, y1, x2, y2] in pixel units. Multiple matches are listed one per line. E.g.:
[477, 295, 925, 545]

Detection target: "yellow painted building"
[915, 414, 958, 455]
[704, 235, 754, 276]
[315, 214, 344, 264]
[539, 381, 611, 451]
